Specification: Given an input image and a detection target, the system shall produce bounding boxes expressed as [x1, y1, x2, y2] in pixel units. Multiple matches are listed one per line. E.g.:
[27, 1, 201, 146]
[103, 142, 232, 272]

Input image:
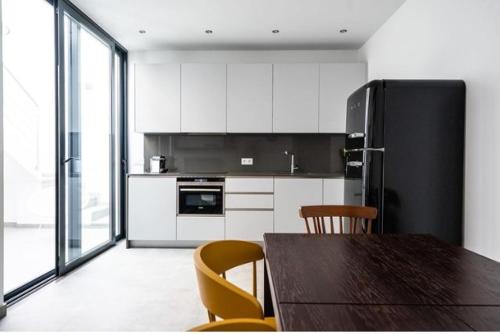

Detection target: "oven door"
[177, 184, 224, 215]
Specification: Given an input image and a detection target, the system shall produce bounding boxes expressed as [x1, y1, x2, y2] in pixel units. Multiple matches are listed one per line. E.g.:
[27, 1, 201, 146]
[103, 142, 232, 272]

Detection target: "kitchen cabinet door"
[323, 178, 345, 205]
[135, 64, 181, 133]
[226, 211, 274, 241]
[127, 177, 177, 240]
[274, 178, 323, 233]
[319, 63, 366, 133]
[273, 64, 319, 133]
[181, 64, 226, 133]
[227, 64, 273, 133]
[177, 217, 225, 241]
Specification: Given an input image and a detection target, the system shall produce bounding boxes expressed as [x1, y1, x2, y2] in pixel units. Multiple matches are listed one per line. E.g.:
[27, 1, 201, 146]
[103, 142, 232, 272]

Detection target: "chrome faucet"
[284, 150, 299, 174]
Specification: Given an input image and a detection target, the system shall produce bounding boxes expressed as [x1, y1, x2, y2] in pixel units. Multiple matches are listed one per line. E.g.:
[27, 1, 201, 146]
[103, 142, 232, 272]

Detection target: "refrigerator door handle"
[347, 132, 365, 139]
[346, 161, 363, 168]
[344, 147, 385, 154]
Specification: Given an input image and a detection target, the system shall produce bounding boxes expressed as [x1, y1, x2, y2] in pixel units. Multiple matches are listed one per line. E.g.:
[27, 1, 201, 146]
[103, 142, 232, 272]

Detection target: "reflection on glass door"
[2, 0, 56, 295]
[62, 12, 113, 264]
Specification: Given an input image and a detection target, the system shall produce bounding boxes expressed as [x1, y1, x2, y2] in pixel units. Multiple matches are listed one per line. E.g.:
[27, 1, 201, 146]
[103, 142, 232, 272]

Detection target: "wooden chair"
[299, 205, 378, 234]
[189, 318, 275, 332]
[193, 240, 276, 329]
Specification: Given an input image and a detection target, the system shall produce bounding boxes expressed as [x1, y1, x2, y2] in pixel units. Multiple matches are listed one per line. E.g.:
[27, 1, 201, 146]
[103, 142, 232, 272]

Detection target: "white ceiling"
[70, 0, 405, 51]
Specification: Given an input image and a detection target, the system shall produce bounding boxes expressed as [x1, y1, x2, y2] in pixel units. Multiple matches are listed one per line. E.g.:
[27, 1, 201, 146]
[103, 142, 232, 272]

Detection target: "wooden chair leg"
[252, 261, 257, 298]
[208, 311, 216, 322]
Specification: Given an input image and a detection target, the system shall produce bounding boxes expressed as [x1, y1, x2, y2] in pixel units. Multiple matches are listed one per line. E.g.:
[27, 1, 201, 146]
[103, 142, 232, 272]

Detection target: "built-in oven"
[177, 177, 224, 216]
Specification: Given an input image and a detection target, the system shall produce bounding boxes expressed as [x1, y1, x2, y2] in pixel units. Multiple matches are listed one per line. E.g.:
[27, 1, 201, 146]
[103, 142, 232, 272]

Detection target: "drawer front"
[225, 177, 274, 193]
[226, 211, 274, 241]
[225, 194, 274, 209]
[177, 216, 225, 241]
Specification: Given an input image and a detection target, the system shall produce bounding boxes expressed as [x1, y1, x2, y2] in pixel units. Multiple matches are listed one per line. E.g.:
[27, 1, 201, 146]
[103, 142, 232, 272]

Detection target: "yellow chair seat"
[190, 318, 276, 332]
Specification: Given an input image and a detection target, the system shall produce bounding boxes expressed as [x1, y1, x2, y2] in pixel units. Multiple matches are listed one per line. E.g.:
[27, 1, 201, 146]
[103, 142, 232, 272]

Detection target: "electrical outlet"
[241, 158, 253, 166]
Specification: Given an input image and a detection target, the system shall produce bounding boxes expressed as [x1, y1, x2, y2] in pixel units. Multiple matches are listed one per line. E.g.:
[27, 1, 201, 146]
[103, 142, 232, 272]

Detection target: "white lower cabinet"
[225, 211, 274, 241]
[274, 178, 323, 233]
[323, 178, 345, 205]
[127, 177, 177, 241]
[177, 216, 225, 241]
[128, 176, 345, 243]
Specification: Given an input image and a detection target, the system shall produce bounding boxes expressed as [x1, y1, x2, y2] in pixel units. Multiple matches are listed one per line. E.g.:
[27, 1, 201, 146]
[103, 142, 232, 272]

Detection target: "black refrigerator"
[344, 80, 465, 245]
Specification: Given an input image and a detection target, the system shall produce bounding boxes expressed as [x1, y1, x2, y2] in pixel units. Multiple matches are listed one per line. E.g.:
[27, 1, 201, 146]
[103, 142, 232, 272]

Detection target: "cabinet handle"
[179, 188, 221, 192]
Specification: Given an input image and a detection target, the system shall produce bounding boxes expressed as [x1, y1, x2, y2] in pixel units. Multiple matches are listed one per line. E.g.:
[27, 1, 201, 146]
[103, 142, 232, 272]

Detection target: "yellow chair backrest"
[189, 318, 275, 332]
[194, 240, 265, 320]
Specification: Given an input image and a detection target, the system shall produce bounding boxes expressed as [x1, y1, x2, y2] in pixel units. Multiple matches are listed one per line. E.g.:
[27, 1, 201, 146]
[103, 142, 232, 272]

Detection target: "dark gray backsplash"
[144, 134, 345, 173]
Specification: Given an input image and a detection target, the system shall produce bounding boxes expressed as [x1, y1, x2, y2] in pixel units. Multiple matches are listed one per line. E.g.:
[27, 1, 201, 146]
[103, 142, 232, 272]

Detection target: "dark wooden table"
[263, 233, 500, 331]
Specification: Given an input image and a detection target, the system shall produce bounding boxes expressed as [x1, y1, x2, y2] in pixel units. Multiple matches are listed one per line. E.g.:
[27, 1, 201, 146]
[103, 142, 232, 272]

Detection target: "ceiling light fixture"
[138, 29, 146, 34]
[205, 29, 213, 34]
[339, 29, 348, 34]
[272, 29, 280, 34]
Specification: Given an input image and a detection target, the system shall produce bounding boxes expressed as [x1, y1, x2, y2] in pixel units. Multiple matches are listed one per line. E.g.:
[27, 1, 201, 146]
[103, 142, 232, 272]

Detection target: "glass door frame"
[55, 0, 127, 275]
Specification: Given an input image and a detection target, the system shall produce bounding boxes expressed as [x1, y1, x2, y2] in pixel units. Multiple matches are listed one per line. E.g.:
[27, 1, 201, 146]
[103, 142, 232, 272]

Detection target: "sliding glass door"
[2, 0, 56, 298]
[2, 0, 127, 301]
[58, 4, 118, 270]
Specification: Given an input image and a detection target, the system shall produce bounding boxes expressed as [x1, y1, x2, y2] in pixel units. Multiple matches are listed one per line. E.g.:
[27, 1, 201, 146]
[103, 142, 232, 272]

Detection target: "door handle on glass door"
[63, 157, 80, 164]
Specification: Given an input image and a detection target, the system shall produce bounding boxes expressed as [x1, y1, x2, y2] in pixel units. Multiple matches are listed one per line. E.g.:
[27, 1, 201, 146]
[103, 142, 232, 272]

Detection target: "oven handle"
[179, 188, 221, 192]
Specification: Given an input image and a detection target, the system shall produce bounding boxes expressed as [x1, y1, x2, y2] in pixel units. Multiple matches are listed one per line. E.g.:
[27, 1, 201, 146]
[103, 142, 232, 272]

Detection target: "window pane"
[2, 0, 55, 292]
[64, 14, 112, 262]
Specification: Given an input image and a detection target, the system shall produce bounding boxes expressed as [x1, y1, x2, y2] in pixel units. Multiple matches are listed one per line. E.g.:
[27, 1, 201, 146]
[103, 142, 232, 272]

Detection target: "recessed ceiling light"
[138, 29, 146, 34]
[205, 29, 213, 34]
[272, 29, 280, 34]
[339, 29, 348, 34]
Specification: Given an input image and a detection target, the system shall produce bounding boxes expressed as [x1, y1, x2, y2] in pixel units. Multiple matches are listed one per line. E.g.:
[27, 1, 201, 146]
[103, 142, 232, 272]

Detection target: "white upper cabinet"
[273, 64, 319, 133]
[181, 64, 227, 133]
[135, 64, 181, 133]
[319, 63, 366, 133]
[227, 64, 273, 133]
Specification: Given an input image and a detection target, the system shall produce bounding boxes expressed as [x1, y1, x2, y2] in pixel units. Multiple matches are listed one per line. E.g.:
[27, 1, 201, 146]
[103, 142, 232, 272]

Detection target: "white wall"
[127, 50, 362, 172]
[360, 0, 500, 261]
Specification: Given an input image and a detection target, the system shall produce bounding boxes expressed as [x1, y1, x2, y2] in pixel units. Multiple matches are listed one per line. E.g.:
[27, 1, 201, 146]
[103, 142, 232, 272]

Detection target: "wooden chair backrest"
[194, 240, 265, 322]
[299, 205, 378, 234]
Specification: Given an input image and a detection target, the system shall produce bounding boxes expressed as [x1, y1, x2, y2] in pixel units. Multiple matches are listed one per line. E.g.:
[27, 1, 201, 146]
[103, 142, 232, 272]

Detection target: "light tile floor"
[0, 241, 264, 331]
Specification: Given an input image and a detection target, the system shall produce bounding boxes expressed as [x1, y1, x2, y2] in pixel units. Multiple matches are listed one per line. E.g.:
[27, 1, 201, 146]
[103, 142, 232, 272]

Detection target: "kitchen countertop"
[127, 171, 344, 179]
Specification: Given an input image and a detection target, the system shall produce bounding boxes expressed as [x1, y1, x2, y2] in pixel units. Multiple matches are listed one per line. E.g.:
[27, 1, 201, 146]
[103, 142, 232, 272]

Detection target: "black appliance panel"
[177, 178, 224, 215]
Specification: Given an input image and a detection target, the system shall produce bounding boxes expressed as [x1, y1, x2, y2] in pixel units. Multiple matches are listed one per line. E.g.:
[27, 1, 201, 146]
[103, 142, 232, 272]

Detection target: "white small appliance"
[150, 156, 166, 173]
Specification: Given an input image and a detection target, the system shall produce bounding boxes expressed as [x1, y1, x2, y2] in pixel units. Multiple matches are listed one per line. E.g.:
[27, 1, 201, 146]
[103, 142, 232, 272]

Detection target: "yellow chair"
[190, 318, 275, 332]
[193, 240, 276, 329]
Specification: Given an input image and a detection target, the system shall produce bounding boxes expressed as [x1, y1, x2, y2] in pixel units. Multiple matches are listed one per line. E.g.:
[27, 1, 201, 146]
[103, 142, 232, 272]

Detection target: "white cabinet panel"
[273, 64, 319, 133]
[227, 64, 273, 133]
[225, 177, 274, 193]
[323, 178, 345, 205]
[177, 216, 225, 241]
[135, 64, 181, 133]
[226, 211, 274, 241]
[274, 178, 323, 233]
[181, 64, 226, 133]
[319, 63, 366, 133]
[127, 177, 177, 240]
[225, 194, 274, 209]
